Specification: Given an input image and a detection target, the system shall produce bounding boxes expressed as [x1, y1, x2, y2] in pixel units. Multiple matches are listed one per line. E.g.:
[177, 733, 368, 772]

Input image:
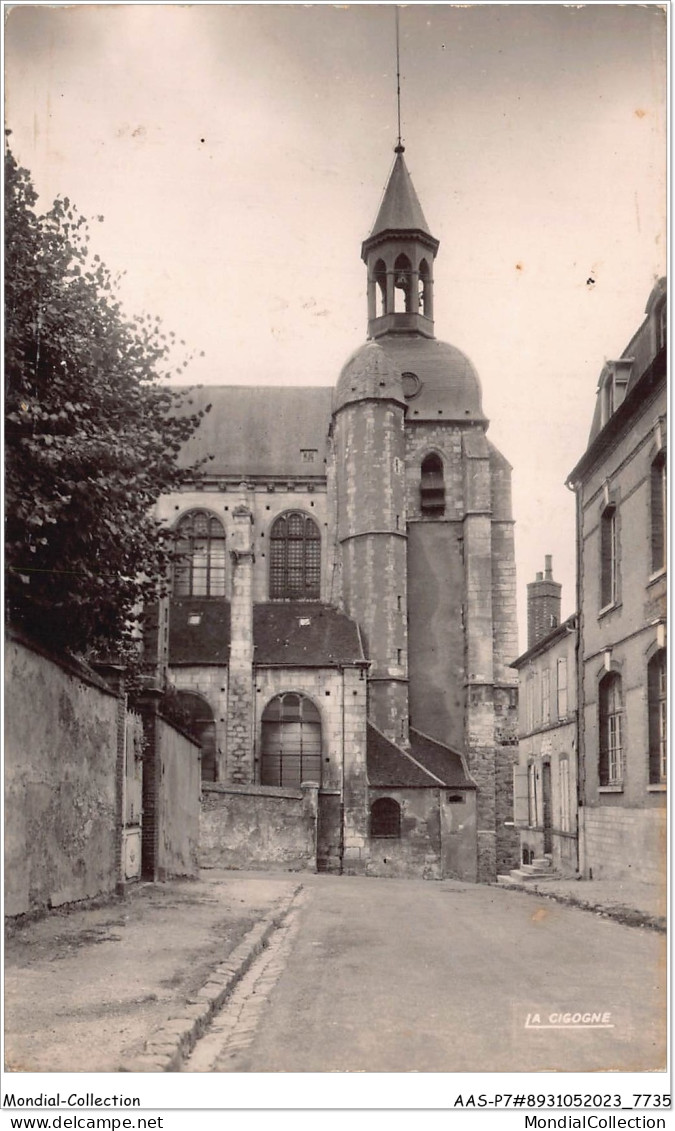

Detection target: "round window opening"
[401, 371, 422, 400]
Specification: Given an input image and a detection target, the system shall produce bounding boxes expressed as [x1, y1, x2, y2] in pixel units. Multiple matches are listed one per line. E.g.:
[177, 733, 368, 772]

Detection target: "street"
[184, 875, 665, 1074]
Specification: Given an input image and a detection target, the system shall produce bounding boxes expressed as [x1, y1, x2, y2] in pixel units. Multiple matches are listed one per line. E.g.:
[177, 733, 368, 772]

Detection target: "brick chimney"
[527, 555, 562, 649]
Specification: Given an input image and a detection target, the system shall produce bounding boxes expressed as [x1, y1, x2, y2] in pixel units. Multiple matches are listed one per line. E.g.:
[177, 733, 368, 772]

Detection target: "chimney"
[527, 556, 562, 649]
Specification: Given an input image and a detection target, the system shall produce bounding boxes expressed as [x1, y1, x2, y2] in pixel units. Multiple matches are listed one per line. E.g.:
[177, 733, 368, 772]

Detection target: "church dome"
[333, 340, 406, 413]
[377, 335, 486, 423]
[335, 335, 486, 423]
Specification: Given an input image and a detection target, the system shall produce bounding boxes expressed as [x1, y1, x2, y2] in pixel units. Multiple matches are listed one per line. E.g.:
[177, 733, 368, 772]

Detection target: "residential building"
[511, 559, 578, 876]
[566, 278, 667, 884]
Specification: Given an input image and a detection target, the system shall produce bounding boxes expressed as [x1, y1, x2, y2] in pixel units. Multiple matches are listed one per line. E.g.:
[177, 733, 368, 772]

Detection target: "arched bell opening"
[374, 259, 387, 317]
[393, 253, 414, 314]
[419, 258, 432, 318]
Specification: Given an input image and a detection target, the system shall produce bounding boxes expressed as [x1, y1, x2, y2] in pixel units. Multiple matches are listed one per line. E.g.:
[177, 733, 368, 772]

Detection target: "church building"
[147, 146, 520, 883]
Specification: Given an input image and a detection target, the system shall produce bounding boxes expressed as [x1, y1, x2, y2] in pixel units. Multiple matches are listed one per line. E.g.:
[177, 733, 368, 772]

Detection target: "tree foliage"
[5, 144, 209, 657]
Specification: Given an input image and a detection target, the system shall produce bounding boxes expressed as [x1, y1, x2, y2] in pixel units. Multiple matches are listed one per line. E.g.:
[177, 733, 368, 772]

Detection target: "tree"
[5, 144, 209, 657]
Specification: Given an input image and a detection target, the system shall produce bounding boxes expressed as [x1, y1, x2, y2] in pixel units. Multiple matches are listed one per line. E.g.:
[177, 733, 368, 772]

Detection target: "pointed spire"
[366, 148, 435, 244]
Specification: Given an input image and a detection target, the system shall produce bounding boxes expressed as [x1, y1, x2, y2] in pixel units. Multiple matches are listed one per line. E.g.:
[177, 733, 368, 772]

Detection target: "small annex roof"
[173, 386, 332, 478]
[166, 600, 365, 668]
[253, 603, 366, 667]
[367, 723, 475, 789]
[364, 150, 436, 250]
[510, 613, 578, 669]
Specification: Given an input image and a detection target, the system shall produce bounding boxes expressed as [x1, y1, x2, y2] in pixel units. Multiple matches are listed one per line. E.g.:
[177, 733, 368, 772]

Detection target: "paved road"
[184, 875, 666, 1074]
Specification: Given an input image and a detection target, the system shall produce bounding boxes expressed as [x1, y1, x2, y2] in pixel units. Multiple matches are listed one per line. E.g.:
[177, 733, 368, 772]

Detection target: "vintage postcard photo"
[3, 0, 668, 1111]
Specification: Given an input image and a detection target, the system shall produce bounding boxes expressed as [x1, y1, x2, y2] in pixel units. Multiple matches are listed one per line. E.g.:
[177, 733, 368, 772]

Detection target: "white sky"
[4, 2, 667, 652]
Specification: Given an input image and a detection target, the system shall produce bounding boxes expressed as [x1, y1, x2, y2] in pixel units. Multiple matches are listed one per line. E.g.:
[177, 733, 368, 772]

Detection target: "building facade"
[146, 147, 520, 882]
[567, 278, 667, 884]
[511, 559, 578, 877]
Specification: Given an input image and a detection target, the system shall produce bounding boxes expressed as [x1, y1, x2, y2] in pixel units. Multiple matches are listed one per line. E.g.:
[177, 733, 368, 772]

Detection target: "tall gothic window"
[269, 512, 321, 600]
[648, 650, 667, 785]
[173, 511, 226, 597]
[651, 454, 666, 573]
[261, 693, 322, 787]
[599, 673, 623, 786]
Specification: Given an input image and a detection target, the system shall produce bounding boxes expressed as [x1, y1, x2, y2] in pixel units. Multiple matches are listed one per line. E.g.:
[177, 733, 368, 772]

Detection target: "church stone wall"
[366, 788, 442, 880]
[407, 522, 465, 750]
[405, 423, 465, 520]
[200, 782, 318, 872]
[334, 398, 409, 744]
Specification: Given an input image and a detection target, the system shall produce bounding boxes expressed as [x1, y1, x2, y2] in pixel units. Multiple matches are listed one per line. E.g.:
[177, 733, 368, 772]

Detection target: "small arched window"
[651, 453, 666, 573]
[370, 797, 401, 838]
[173, 511, 226, 597]
[648, 650, 667, 784]
[261, 693, 322, 787]
[270, 512, 321, 600]
[420, 453, 445, 516]
[599, 672, 623, 786]
[393, 253, 413, 313]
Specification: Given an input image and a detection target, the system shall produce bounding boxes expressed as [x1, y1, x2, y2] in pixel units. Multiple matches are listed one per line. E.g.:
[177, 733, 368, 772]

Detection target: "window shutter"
[513, 766, 529, 827]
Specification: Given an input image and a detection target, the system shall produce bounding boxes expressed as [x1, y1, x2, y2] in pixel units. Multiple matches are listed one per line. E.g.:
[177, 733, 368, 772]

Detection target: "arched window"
[370, 797, 401, 838]
[374, 259, 387, 317]
[261, 693, 321, 787]
[651, 453, 666, 573]
[269, 512, 321, 600]
[419, 258, 431, 316]
[173, 511, 226, 597]
[599, 673, 623, 786]
[172, 691, 217, 782]
[420, 453, 445, 516]
[393, 253, 413, 313]
[648, 650, 667, 784]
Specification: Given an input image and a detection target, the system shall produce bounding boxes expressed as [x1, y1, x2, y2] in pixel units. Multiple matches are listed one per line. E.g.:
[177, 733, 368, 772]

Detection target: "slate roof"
[173, 386, 332, 478]
[367, 723, 475, 789]
[585, 277, 666, 448]
[364, 150, 436, 246]
[379, 335, 486, 423]
[253, 603, 365, 667]
[169, 598, 230, 664]
[168, 599, 365, 667]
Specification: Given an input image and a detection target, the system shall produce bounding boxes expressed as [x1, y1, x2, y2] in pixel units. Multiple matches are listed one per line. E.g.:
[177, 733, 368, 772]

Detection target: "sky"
[5, 2, 667, 652]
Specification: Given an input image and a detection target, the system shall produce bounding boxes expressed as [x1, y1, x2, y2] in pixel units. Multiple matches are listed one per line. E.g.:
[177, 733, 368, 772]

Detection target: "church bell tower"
[362, 145, 439, 340]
